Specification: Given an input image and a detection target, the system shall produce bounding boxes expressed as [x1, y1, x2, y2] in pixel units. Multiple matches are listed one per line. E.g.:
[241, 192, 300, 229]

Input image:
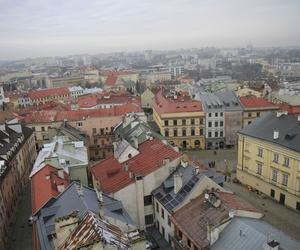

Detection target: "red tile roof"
[171, 192, 260, 249]
[28, 87, 70, 100]
[91, 138, 182, 193]
[77, 95, 98, 108]
[239, 95, 278, 110]
[105, 73, 118, 85]
[31, 164, 70, 214]
[21, 103, 141, 123]
[154, 89, 203, 115]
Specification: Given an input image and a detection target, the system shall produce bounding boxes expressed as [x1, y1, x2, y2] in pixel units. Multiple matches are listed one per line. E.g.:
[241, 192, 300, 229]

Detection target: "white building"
[30, 136, 89, 185]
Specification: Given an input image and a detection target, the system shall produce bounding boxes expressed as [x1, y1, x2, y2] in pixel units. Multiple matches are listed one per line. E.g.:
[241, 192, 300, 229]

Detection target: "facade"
[215, 91, 243, 147]
[28, 87, 70, 106]
[91, 138, 183, 230]
[30, 136, 89, 185]
[237, 112, 300, 210]
[21, 103, 142, 159]
[141, 88, 155, 108]
[170, 191, 263, 250]
[47, 76, 85, 88]
[0, 122, 36, 249]
[239, 95, 279, 127]
[152, 160, 224, 244]
[153, 89, 205, 150]
[198, 93, 226, 149]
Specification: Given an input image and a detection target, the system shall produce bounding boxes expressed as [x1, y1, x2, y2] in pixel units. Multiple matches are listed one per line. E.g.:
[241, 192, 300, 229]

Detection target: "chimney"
[181, 159, 188, 168]
[273, 130, 279, 140]
[174, 173, 183, 194]
[263, 240, 280, 250]
[123, 163, 129, 172]
[57, 169, 64, 179]
[95, 184, 105, 218]
[57, 184, 65, 193]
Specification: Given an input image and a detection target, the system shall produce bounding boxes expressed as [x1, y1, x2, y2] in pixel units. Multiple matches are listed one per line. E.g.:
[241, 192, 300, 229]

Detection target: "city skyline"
[0, 0, 300, 60]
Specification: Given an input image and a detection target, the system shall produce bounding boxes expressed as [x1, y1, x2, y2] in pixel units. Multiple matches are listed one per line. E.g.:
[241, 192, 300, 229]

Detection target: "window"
[208, 122, 212, 127]
[178, 230, 183, 239]
[208, 132, 212, 138]
[168, 215, 171, 226]
[144, 195, 152, 206]
[220, 112, 223, 117]
[257, 148, 263, 157]
[257, 162, 262, 175]
[215, 131, 218, 137]
[161, 208, 164, 219]
[173, 120, 177, 126]
[220, 121, 224, 127]
[191, 118, 195, 125]
[145, 214, 154, 225]
[77, 122, 83, 127]
[191, 128, 195, 136]
[270, 189, 275, 198]
[208, 113, 212, 117]
[272, 169, 278, 182]
[248, 112, 252, 117]
[200, 118, 204, 125]
[164, 129, 169, 137]
[200, 128, 204, 136]
[283, 157, 289, 167]
[174, 129, 178, 137]
[282, 173, 288, 186]
[273, 153, 279, 163]
[215, 121, 218, 127]
[161, 226, 165, 238]
[100, 128, 104, 135]
[182, 128, 186, 136]
[41, 127, 45, 132]
[164, 120, 169, 126]
[188, 239, 191, 247]
[297, 202, 300, 211]
[93, 139, 97, 145]
[92, 128, 97, 134]
[248, 121, 252, 125]
[156, 202, 159, 213]
[182, 119, 186, 125]
[215, 113, 218, 117]
[220, 131, 223, 137]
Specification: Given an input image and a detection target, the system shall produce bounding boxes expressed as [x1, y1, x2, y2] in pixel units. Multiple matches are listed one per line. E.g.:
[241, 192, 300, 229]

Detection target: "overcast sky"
[0, 0, 299, 59]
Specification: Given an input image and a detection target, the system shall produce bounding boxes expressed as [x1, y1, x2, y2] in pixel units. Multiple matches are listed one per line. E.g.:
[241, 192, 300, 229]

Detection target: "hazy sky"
[0, 0, 299, 59]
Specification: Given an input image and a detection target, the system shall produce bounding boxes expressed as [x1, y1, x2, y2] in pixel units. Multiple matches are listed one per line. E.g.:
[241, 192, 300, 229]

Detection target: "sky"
[0, 0, 299, 60]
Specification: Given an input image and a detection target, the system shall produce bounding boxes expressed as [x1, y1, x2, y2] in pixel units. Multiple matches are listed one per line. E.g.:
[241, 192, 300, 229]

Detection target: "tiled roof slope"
[239, 112, 300, 153]
[171, 192, 260, 249]
[154, 89, 203, 114]
[91, 138, 182, 193]
[28, 87, 70, 99]
[31, 164, 70, 213]
[239, 95, 278, 110]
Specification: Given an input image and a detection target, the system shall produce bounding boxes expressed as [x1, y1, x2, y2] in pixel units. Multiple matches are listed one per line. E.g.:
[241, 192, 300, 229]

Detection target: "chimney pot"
[273, 130, 279, 140]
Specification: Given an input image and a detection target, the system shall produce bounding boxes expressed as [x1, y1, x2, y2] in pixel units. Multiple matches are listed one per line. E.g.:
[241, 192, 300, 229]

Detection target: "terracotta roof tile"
[91, 138, 182, 193]
[239, 95, 278, 109]
[28, 87, 70, 100]
[154, 88, 203, 115]
[31, 164, 70, 213]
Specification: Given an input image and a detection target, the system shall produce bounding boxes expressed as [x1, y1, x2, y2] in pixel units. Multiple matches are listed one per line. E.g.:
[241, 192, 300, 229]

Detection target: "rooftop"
[28, 87, 70, 100]
[239, 95, 278, 110]
[35, 182, 135, 250]
[91, 138, 182, 193]
[171, 192, 260, 249]
[215, 91, 243, 111]
[239, 112, 300, 153]
[31, 164, 70, 213]
[154, 88, 203, 115]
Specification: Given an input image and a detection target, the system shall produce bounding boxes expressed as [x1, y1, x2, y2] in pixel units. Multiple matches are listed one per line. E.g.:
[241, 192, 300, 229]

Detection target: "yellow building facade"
[153, 109, 205, 150]
[237, 133, 300, 211]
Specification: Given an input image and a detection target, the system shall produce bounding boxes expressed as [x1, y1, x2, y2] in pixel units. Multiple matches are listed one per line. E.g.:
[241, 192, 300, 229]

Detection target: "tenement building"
[237, 111, 300, 210]
[0, 121, 36, 249]
[153, 88, 205, 150]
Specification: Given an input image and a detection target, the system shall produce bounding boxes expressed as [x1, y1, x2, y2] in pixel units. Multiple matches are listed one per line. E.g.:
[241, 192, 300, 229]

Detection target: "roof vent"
[263, 240, 280, 250]
[273, 130, 279, 140]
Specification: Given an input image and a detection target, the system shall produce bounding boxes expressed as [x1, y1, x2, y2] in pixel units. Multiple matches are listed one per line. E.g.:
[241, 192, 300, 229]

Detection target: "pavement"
[187, 149, 300, 241]
[145, 226, 172, 250]
[7, 183, 32, 250]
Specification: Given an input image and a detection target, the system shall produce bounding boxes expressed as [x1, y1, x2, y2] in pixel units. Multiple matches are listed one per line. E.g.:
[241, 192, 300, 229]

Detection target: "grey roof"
[196, 93, 225, 112]
[152, 163, 224, 213]
[215, 91, 243, 112]
[35, 182, 135, 250]
[238, 112, 300, 153]
[212, 217, 300, 250]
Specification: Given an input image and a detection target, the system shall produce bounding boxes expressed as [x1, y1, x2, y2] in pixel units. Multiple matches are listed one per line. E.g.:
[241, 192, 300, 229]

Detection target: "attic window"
[285, 133, 297, 140]
[128, 153, 132, 159]
[183, 106, 187, 108]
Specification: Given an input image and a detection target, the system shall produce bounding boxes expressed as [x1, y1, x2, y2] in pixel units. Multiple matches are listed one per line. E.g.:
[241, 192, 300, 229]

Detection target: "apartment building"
[0, 122, 36, 249]
[91, 138, 183, 230]
[237, 111, 300, 210]
[28, 86, 70, 105]
[152, 160, 224, 244]
[153, 89, 205, 150]
[239, 95, 279, 127]
[198, 93, 225, 149]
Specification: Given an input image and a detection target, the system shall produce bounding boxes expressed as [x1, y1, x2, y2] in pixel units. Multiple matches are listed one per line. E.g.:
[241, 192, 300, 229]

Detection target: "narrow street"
[8, 183, 32, 250]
